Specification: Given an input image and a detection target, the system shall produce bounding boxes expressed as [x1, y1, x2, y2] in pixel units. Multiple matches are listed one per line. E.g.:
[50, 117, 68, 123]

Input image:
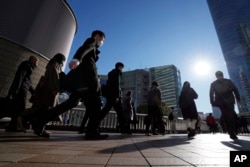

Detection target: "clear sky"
[66, 0, 230, 114]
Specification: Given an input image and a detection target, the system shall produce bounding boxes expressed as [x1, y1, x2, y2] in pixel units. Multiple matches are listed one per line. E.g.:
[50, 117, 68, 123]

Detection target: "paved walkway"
[0, 129, 250, 167]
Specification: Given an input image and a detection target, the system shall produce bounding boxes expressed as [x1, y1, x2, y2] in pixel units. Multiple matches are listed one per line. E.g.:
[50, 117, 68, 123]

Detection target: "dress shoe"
[187, 128, 195, 138]
[35, 130, 50, 138]
[78, 127, 85, 134]
[230, 134, 238, 140]
[152, 132, 159, 135]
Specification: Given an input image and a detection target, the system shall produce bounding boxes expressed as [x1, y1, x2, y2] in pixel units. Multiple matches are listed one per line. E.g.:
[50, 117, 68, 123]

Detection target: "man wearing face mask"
[30, 30, 108, 139]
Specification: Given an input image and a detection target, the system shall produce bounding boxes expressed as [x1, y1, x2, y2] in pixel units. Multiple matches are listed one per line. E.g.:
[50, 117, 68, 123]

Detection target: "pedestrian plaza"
[0, 129, 249, 167]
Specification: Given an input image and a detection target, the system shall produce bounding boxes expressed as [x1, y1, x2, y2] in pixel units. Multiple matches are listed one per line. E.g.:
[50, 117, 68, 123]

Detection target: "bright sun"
[194, 61, 211, 76]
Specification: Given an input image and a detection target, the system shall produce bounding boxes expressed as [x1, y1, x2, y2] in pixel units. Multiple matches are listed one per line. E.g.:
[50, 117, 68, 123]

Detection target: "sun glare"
[194, 61, 211, 76]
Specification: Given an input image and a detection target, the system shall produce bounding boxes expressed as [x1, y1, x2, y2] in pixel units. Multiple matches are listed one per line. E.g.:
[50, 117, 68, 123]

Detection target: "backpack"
[168, 112, 174, 121]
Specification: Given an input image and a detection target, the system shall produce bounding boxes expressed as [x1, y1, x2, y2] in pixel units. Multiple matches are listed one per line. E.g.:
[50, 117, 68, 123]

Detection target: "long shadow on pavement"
[98, 135, 191, 154]
[221, 139, 250, 151]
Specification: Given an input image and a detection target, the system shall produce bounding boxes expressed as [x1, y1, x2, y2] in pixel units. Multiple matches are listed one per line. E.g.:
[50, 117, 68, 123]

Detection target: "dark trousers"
[83, 94, 102, 134]
[144, 115, 151, 133]
[79, 110, 90, 132]
[99, 99, 126, 133]
[219, 103, 237, 136]
[35, 91, 100, 134]
[147, 105, 165, 134]
[8, 89, 27, 129]
[207, 123, 217, 133]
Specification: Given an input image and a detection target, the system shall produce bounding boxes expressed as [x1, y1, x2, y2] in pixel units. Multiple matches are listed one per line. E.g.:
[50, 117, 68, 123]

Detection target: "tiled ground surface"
[0, 129, 249, 167]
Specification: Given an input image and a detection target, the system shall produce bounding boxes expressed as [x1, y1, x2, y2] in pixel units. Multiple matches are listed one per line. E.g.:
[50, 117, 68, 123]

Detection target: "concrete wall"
[0, 0, 77, 108]
[0, 0, 77, 59]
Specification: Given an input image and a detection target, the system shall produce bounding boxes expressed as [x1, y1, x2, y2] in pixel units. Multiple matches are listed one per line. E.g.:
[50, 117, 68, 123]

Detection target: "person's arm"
[107, 70, 120, 100]
[69, 38, 95, 70]
[209, 83, 215, 105]
[230, 80, 241, 102]
[8, 62, 28, 96]
[192, 88, 198, 99]
[156, 89, 162, 107]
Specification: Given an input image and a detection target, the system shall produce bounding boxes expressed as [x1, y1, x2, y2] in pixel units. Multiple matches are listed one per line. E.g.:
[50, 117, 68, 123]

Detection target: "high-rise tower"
[207, 0, 250, 113]
[149, 65, 182, 110]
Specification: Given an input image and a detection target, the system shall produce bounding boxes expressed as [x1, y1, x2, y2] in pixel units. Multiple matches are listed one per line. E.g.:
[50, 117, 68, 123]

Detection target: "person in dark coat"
[99, 62, 128, 135]
[30, 30, 108, 140]
[5, 56, 39, 132]
[17, 53, 66, 136]
[122, 91, 133, 134]
[210, 71, 240, 140]
[179, 81, 198, 138]
[146, 81, 165, 135]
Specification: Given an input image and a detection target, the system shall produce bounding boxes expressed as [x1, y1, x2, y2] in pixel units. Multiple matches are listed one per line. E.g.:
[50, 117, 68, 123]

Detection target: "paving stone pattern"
[0, 130, 249, 167]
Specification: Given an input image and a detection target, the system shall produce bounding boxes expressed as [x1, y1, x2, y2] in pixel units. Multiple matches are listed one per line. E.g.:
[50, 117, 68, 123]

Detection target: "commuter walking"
[17, 53, 66, 137]
[122, 91, 133, 134]
[99, 62, 128, 135]
[210, 71, 240, 140]
[5, 56, 39, 132]
[29, 30, 108, 140]
[179, 81, 198, 138]
[146, 81, 165, 135]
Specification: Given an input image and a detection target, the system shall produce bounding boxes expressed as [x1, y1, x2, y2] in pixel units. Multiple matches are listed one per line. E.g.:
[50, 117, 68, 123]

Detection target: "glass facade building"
[149, 65, 182, 110]
[120, 69, 149, 108]
[207, 0, 250, 113]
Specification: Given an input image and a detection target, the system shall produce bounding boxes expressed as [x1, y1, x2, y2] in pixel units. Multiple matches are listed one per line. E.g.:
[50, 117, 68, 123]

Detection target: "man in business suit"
[210, 71, 240, 140]
[31, 30, 108, 140]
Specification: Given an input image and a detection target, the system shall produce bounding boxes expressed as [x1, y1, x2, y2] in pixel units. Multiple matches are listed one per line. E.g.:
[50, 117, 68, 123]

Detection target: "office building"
[149, 65, 182, 110]
[120, 69, 149, 108]
[100, 65, 181, 112]
[207, 0, 250, 113]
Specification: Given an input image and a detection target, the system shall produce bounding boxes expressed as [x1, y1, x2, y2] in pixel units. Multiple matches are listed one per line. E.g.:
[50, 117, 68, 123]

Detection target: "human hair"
[28, 55, 39, 66]
[115, 62, 124, 69]
[182, 81, 190, 91]
[47, 53, 66, 67]
[126, 91, 132, 96]
[151, 81, 159, 87]
[29, 56, 38, 62]
[91, 30, 105, 38]
[215, 71, 224, 78]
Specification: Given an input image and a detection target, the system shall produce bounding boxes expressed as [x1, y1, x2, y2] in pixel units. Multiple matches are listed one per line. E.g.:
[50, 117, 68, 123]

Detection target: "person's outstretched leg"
[78, 110, 90, 134]
[114, 100, 126, 134]
[30, 92, 81, 136]
[99, 99, 113, 121]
